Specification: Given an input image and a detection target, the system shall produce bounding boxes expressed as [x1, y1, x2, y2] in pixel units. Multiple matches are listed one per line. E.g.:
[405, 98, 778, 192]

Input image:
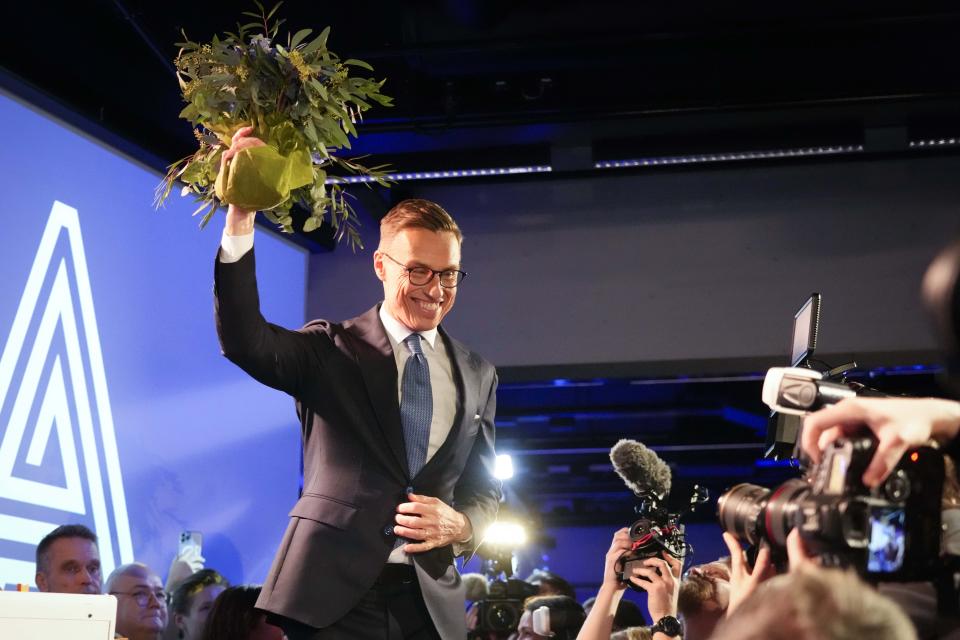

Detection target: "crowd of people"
[453, 395, 960, 640]
[29, 523, 282, 640]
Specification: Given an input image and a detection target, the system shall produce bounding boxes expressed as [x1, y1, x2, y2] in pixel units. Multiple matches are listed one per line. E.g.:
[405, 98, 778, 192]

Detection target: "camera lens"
[486, 603, 520, 631]
[718, 483, 770, 546]
[883, 469, 911, 502]
[762, 478, 808, 547]
[718, 479, 809, 547]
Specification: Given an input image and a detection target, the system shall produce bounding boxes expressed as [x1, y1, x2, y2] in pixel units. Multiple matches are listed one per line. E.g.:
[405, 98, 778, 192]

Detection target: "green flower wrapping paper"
[215, 144, 313, 212]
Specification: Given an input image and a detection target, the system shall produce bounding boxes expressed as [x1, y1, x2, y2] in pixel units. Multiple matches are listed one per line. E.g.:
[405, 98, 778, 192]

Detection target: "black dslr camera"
[719, 435, 945, 581]
[474, 578, 538, 636]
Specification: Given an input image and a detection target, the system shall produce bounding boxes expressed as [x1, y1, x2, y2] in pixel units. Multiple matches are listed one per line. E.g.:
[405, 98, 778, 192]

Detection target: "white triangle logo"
[0, 201, 133, 586]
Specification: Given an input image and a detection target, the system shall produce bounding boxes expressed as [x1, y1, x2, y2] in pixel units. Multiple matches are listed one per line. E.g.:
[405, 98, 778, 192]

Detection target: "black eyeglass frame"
[109, 588, 168, 607]
[381, 252, 467, 288]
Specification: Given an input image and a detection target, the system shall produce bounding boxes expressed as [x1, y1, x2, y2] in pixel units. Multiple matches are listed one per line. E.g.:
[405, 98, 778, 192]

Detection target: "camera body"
[617, 517, 686, 590]
[617, 488, 705, 590]
[474, 578, 538, 636]
[719, 436, 944, 581]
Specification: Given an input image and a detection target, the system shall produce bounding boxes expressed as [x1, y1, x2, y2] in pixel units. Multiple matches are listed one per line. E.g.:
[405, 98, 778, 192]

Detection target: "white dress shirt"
[377, 304, 457, 466]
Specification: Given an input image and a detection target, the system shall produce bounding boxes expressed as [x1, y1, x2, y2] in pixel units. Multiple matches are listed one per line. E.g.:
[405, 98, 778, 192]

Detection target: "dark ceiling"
[6, 1, 960, 173]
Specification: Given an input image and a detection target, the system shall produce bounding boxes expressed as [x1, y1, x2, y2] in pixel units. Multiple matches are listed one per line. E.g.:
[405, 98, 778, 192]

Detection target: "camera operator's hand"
[722, 532, 775, 616]
[634, 552, 682, 622]
[576, 528, 633, 640]
[801, 397, 960, 487]
[599, 527, 634, 591]
[786, 529, 814, 572]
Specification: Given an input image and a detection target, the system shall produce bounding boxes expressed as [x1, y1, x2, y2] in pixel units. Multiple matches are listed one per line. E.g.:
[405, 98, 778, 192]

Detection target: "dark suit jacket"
[214, 248, 501, 637]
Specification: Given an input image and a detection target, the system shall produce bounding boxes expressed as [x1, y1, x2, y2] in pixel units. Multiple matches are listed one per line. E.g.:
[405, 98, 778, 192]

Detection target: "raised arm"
[213, 128, 324, 397]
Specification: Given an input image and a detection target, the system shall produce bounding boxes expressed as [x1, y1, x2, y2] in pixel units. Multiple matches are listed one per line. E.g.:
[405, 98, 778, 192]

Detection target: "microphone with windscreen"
[610, 439, 672, 504]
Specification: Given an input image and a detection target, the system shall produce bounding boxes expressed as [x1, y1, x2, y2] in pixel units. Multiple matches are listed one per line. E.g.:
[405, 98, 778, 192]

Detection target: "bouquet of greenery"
[155, 2, 392, 249]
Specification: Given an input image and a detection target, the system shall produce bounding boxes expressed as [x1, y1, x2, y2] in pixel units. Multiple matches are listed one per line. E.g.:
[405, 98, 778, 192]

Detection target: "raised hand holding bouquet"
[155, 2, 392, 249]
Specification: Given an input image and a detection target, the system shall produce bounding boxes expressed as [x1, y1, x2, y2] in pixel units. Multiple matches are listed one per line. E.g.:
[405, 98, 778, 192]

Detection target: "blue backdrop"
[0, 89, 307, 589]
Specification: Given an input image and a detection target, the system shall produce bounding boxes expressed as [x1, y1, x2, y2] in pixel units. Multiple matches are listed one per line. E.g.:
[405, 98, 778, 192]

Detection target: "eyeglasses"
[381, 253, 467, 288]
[110, 588, 168, 607]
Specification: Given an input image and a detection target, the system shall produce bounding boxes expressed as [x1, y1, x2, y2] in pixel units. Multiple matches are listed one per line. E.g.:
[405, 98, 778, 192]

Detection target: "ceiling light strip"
[325, 164, 553, 185]
[908, 138, 960, 148]
[595, 145, 864, 170]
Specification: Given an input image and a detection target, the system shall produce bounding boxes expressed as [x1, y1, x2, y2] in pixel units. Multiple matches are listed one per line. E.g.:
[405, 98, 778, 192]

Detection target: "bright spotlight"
[494, 454, 514, 480]
[484, 521, 528, 547]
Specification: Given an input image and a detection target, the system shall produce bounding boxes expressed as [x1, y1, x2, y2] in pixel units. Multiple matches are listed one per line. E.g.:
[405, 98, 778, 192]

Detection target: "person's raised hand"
[632, 551, 683, 622]
[600, 528, 633, 592]
[801, 397, 960, 487]
[222, 125, 266, 234]
[786, 529, 814, 572]
[221, 125, 266, 166]
[722, 532, 775, 615]
[164, 544, 205, 592]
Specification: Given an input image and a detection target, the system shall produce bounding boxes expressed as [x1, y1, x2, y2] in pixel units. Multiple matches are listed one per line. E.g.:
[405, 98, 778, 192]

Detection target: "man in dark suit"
[213, 127, 501, 639]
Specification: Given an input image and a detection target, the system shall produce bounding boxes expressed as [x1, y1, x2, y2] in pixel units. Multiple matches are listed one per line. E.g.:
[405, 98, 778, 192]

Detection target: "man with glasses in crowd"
[213, 127, 501, 639]
[105, 563, 168, 640]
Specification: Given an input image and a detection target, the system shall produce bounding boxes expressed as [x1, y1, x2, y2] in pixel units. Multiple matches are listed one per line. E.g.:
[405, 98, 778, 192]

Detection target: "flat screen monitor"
[791, 293, 821, 367]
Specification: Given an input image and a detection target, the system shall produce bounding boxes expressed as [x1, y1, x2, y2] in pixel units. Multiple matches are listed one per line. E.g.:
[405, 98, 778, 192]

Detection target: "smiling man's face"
[375, 227, 460, 331]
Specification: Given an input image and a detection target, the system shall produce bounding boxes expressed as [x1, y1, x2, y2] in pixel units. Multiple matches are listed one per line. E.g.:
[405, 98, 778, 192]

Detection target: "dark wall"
[307, 155, 960, 373]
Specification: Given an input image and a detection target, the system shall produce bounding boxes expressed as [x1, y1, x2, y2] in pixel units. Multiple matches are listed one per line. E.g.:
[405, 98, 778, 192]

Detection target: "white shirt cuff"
[219, 229, 254, 263]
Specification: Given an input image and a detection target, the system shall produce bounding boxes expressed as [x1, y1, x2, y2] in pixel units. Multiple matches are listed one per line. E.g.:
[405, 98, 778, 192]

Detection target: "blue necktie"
[400, 333, 432, 478]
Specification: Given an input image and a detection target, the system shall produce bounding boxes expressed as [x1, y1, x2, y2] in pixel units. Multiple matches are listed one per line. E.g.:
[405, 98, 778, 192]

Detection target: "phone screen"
[867, 508, 905, 573]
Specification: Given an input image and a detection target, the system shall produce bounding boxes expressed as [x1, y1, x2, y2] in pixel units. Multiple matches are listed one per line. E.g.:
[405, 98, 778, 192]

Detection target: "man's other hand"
[394, 493, 472, 553]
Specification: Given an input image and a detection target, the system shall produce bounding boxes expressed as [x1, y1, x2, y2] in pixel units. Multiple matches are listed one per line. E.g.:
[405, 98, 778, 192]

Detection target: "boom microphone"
[610, 439, 672, 499]
[762, 367, 857, 415]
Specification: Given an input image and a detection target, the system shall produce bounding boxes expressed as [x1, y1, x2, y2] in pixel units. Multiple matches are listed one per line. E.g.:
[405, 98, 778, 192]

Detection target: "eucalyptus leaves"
[155, 3, 392, 249]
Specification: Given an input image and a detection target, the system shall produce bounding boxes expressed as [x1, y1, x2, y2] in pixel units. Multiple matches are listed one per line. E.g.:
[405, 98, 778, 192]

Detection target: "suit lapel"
[348, 306, 410, 480]
[418, 328, 477, 478]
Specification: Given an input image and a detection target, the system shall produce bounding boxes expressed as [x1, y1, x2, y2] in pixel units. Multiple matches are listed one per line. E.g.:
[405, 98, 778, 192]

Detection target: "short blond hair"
[610, 626, 653, 640]
[679, 573, 722, 616]
[711, 565, 916, 640]
[378, 199, 462, 249]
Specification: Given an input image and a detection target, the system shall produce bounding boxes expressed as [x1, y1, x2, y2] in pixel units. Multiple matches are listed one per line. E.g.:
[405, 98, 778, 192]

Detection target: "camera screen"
[867, 508, 906, 573]
[790, 293, 820, 367]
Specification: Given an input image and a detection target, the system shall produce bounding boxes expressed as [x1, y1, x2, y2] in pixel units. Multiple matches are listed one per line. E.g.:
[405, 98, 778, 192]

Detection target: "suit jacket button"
[383, 525, 394, 537]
